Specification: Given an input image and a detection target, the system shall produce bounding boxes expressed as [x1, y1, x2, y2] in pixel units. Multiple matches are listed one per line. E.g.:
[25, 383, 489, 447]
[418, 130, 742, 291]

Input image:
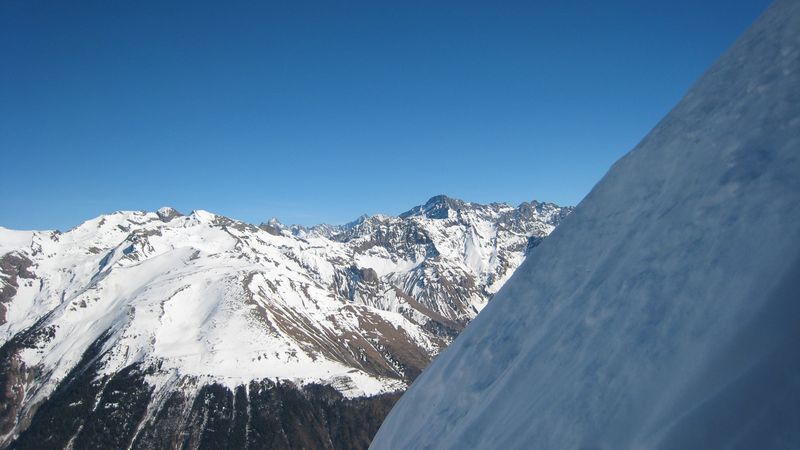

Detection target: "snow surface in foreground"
[371, 1, 800, 448]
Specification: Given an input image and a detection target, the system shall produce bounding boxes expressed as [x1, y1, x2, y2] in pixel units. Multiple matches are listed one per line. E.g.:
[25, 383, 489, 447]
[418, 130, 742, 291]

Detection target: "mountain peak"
[266, 217, 284, 227]
[400, 195, 466, 219]
[424, 194, 463, 207]
[156, 206, 183, 222]
[188, 209, 216, 223]
[259, 217, 288, 236]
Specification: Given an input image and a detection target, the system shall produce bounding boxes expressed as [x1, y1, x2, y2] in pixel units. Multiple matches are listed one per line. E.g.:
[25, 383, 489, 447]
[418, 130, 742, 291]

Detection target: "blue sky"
[1, 0, 771, 230]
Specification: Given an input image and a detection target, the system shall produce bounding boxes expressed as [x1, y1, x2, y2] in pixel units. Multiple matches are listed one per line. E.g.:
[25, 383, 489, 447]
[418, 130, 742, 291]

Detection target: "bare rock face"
[0, 253, 35, 326]
[0, 196, 570, 448]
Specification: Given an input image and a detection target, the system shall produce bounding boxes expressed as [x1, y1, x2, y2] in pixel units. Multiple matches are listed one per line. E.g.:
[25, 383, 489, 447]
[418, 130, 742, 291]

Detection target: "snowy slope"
[371, 1, 800, 449]
[0, 196, 570, 447]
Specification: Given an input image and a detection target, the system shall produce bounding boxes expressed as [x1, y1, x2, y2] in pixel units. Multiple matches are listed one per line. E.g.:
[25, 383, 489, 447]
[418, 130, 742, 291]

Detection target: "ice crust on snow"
[371, 1, 800, 448]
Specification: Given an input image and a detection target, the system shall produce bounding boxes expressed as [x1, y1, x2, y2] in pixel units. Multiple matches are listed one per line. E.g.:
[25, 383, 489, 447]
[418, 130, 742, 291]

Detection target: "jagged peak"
[425, 194, 465, 208]
[400, 195, 467, 219]
[260, 217, 288, 229]
[156, 206, 183, 222]
[266, 217, 284, 226]
[259, 217, 289, 236]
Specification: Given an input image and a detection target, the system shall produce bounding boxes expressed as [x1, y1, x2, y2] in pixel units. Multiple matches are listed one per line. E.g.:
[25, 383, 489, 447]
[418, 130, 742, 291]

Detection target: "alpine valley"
[0, 195, 570, 449]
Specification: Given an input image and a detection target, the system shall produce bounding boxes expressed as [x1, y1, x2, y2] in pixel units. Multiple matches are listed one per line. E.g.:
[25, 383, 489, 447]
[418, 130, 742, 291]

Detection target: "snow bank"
[371, 1, 800, 448]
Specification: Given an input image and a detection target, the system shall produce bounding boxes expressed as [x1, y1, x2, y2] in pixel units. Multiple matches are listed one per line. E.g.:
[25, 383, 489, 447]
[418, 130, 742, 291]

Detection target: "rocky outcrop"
[0, 253, 34, 326]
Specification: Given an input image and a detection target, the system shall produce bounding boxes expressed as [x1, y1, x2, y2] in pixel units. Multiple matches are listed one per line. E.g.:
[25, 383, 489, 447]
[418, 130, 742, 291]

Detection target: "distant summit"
[155, 206, 182, 222]
[400, 195, 466, 219]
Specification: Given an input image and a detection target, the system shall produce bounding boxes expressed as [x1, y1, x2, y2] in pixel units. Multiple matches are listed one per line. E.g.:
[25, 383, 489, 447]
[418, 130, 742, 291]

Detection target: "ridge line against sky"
[0, 0, 772, 231]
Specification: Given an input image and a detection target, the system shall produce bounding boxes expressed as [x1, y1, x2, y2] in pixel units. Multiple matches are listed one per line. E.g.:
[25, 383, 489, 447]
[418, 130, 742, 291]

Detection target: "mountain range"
[0, 195, 570, 449]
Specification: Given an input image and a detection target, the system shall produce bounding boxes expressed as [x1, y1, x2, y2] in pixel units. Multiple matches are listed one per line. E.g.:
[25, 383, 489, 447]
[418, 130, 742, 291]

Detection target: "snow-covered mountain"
[0, 196, 570, 448]
[371, 1, 800, 449]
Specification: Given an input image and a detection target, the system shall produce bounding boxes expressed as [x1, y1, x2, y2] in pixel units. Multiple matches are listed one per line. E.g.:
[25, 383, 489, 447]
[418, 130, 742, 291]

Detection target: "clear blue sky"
[1, 0, 771, 231]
